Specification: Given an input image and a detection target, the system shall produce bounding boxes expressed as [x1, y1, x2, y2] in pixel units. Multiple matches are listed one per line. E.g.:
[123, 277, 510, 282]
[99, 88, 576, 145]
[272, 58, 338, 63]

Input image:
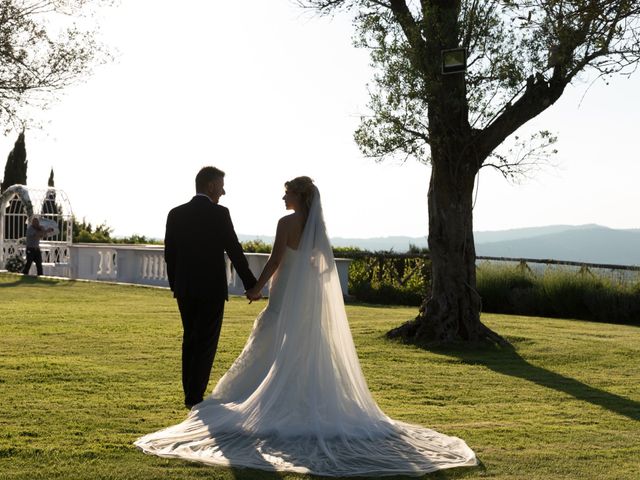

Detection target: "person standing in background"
[22, 217, 52, 276]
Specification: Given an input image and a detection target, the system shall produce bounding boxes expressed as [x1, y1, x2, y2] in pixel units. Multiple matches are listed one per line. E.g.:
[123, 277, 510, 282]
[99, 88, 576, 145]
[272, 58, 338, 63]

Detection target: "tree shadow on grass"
[0, 274, 65, 288]
[429, 342, 640, 422]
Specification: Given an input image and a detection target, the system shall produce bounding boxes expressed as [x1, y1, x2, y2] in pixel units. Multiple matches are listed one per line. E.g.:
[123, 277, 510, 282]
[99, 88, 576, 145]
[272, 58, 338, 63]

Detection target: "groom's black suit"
[165, 194, 257, 406]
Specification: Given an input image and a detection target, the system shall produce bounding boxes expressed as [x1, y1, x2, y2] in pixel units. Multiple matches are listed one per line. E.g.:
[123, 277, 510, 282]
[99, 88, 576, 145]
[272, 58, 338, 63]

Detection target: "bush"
[237, 243, 431, 306]
[72, 218, 113, 243]
[113, 234, 161, 245]
[476, 263, 640, 325]
[240, 242, 368, 257]
[333, 246, 366, 257]
[72, 218, 160, 244]
[346, 253, 430, 306]
[5, 254, 25, 273]
[476, 262, 536, 314]
[241, 239, 272, 253]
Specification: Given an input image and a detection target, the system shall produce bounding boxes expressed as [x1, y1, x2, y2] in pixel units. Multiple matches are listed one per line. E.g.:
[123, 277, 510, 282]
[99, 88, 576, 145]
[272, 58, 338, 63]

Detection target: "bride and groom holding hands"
[134, 166, 478, 476]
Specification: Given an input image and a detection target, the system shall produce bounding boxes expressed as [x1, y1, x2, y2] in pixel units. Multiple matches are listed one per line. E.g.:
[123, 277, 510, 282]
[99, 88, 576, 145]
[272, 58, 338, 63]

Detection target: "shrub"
[476, 263, 640, 325]
[346, 253, 431, 306]
[113, 234, 161, 245]
[5, 254, 25, 273]
[72, 218, 113, 243]
[237, 243, 431, 306]
[240, 242, 369, 257]
[72, 218, 161, 244]
[241, 239, 272, 253]
[333, 246, 366, 257]
[476, 261, 536, 314]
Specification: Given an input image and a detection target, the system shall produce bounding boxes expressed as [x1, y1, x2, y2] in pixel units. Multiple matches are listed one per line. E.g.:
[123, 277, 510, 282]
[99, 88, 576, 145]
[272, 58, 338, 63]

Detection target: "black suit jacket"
[164, 195, 257, 300]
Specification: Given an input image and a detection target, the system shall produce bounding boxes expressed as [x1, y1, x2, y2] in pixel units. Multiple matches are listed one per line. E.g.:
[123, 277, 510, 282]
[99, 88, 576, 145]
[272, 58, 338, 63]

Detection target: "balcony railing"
[32, 243, 352, 296]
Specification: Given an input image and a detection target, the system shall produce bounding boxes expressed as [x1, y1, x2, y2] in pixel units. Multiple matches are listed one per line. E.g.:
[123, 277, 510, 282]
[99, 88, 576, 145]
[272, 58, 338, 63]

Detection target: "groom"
[165, 166, 258, 409]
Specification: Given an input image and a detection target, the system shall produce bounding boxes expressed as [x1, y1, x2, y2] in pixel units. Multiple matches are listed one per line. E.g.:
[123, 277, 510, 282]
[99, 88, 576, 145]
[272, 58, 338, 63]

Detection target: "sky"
[1, 0, 639, 240]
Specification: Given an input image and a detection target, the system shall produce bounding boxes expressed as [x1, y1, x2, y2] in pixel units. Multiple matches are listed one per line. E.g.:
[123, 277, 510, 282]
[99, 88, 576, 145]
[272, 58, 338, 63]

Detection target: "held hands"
[245, 287, 263, 304]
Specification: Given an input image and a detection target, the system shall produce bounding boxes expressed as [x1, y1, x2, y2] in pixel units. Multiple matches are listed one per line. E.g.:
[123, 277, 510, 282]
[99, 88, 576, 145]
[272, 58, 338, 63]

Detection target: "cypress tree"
[43, 167, 58, 214]
[42, 167, 62, 245]
[1, 131, 28, 193]
[2, 131, 28, 240]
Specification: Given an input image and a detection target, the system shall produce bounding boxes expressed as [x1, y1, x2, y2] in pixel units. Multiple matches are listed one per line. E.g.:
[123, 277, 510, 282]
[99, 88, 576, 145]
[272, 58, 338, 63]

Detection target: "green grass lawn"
[1, 273, 638, 480]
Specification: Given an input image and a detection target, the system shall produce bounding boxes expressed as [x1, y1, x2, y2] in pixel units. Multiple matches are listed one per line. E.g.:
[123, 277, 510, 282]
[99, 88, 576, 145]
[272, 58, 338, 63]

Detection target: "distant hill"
[331, 236, 428, 251]
[475, 226, 640, 266]
[238, 234, 428, 252]
[473, 224, 602, 244]
[238, 224, 640, 266]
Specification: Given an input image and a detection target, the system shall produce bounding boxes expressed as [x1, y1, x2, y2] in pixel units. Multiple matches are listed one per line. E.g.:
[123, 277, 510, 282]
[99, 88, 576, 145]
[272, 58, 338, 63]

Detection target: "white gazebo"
[0, 185, 73, 273]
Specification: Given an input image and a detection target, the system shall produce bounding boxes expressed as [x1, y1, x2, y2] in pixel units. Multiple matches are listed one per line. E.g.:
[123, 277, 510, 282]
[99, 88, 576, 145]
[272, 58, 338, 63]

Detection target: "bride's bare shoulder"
[281, 213, 297, 220]
[278, 213, 305, 234]
[279, 213, 302, 224]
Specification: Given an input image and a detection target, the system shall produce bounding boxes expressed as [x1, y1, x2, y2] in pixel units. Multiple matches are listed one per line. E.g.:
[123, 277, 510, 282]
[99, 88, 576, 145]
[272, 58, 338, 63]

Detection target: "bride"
[134, 176, 478, 476]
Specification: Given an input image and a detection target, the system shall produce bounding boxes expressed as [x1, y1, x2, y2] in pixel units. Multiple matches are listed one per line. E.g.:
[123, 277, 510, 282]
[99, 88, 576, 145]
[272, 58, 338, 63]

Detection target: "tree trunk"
[386, 0, 508, 346]
[388, 153, 507, 345]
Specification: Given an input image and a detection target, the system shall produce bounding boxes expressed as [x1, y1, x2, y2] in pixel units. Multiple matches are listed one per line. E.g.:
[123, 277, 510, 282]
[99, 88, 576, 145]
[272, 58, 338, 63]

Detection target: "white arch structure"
[0, 184, 73, 269]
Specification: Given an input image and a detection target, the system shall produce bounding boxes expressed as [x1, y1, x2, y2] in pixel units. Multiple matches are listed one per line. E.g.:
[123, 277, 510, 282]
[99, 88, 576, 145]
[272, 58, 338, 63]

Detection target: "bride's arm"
[248, 217, 289, 294]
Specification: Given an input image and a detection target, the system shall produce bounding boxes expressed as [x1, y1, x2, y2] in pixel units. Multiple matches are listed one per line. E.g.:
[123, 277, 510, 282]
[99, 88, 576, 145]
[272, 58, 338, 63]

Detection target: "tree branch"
[388, 0, 429, 75]
[475, 73, 566, 161]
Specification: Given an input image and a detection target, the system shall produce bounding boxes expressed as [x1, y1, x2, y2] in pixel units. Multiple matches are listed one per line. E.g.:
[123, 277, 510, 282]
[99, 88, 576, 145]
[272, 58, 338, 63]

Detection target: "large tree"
[0, 0, 109, 130]
[302, 0, 640, 344]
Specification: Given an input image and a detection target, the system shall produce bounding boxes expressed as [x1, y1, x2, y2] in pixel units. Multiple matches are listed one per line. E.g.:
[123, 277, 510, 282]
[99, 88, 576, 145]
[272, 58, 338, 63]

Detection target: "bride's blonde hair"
[284, 176, 315, 218]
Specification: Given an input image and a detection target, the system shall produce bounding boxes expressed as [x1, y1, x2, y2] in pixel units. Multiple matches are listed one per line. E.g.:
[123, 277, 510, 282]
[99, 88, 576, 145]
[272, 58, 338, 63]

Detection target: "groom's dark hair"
[195, 166, 225, 192]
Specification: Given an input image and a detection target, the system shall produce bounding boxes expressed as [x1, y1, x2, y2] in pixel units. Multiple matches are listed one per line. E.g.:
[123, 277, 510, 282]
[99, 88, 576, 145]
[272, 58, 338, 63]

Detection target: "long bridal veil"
[134, 186, 478, 476]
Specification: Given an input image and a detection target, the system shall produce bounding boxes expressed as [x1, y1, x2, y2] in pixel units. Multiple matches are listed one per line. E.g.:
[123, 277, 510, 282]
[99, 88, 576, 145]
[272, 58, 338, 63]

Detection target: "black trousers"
[176, 296, 225, 406]
[23, 248, 43, 276]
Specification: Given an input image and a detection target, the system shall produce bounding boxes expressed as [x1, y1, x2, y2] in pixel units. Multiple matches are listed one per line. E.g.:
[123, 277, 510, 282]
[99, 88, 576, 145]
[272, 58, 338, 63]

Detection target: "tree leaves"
[0, 0, 111, 131]
[300, 0, 640, 168]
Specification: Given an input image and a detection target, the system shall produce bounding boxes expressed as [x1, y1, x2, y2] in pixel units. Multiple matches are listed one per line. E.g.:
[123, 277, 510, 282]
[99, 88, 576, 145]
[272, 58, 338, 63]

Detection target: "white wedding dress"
[134, 187, 478, 476]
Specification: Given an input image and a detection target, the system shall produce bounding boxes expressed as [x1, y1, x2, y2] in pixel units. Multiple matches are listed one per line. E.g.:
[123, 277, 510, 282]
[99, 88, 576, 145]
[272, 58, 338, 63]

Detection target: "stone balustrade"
[47, 243, 352, 296]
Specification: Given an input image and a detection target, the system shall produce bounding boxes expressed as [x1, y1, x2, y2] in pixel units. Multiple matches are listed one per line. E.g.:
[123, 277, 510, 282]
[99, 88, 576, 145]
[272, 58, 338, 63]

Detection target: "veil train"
[134, 186, 478, 476]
